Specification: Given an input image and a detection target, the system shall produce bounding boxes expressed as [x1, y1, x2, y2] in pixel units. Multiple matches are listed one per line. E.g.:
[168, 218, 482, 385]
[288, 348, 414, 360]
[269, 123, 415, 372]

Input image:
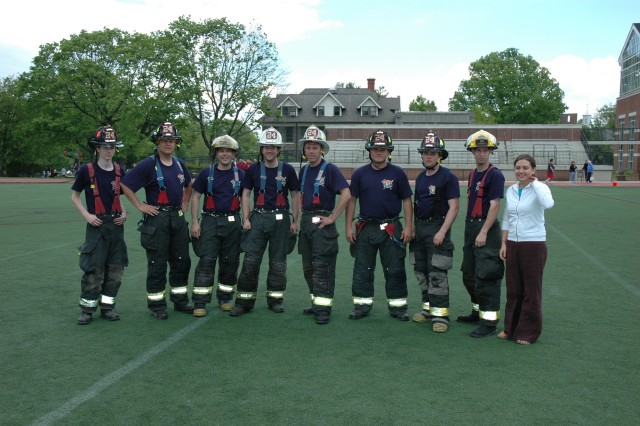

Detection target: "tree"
[18, 28, 166, 164]
[408, 95, 437, 112]
[591, 103, 616, 128]
[344, 82, 360, 89]
[448, 48, 567, 124]
[155, 17, 286, 151]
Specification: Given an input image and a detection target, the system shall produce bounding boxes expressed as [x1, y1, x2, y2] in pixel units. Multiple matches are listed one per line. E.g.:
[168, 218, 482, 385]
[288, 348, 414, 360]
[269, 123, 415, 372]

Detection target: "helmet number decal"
[266, 130, 278, 140]
[306, 128, 319, 139]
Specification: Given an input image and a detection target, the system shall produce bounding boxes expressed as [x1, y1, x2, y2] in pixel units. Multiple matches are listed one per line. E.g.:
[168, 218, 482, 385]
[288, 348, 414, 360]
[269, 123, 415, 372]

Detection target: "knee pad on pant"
[218, 256, 239, 285]
[267, 261, 287, 290]
[238, 258, 260, 291]
[414, 270, 428, 292]
[352, 265, 374, 296]
[194, 256, 216, 285]
[429, 271, 449, 296]
[384, 267, 407, 288]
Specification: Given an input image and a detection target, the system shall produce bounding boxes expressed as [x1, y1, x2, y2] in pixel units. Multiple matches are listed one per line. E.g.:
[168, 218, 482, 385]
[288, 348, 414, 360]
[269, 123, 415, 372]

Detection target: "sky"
[1, 0, 635, 118]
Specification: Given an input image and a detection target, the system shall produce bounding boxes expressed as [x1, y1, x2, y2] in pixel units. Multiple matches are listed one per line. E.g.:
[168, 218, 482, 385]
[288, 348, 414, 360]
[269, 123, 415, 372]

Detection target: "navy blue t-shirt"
[193, 164, 245, 213]
[300, 160, 349, 211]
[242, 161, 300, 210]
[414, 166, 460, 220]
[121, 155, 191, 206]
[466, 166, 505, 219]
[71, 162, 125, 214]
[350, 163, 412, 220]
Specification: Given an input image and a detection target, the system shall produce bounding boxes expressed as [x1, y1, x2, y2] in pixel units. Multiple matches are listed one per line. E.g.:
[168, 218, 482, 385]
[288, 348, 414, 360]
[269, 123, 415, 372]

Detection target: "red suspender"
[87, 163, 122, 215]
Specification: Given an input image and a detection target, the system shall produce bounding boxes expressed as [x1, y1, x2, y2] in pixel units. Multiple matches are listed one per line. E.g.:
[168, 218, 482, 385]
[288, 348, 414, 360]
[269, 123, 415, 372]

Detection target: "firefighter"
[345, 130, 413, 321]
[230, 127, 300, 316]
[297, 125, 350, 324]
[190, 135, 245, 317]
[71, 126, 128, 325]
[410, 131, 460, 332]
[121, 122, 193, 320]
[458, 129, 506, 337]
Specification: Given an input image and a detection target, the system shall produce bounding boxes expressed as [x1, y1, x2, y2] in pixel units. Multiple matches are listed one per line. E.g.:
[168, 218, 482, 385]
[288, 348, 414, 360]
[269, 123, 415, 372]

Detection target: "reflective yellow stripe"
[193, 286, 213, 295]
[388, 298, 407, 307]
[267, 290, 284, 299]
[171, 286, 188, 295]
[147, 291, 165, 301]
[237, 292, 256, 300]
[218, 284, 235, 292]
[309, 294, 316, 302]
[480, 310, 500, 320]
[353, 297, 374, 305]
[80, 298, 98, 308]
[421, 302, 430, 311]
[430, 306, 449, 317]
[100, 295, 115, 305]
[314, 296, 333, 307]
[472, 303, 480, 312]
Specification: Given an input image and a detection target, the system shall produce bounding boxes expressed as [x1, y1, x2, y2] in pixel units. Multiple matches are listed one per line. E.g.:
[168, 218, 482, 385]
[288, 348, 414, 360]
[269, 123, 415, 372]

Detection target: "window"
[285, 127, 293, 142]
[361, 106, 378, 117]
[629, 145, 634, 170]
[334, 106, 341, 116]
[281, 106, 297, 117]
[630, 116, 636, 141]
[618, 145, 624, 170]
[317, 106, 325, 116]
[619, 117, 625, 141]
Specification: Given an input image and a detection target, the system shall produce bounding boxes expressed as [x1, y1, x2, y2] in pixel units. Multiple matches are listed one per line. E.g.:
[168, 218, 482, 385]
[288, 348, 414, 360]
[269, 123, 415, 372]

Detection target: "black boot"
[457, 311, 480, 323]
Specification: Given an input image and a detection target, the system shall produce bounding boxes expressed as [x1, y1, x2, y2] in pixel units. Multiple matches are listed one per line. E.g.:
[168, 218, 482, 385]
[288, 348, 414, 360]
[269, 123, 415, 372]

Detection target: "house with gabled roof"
[261, 78, 400, 144]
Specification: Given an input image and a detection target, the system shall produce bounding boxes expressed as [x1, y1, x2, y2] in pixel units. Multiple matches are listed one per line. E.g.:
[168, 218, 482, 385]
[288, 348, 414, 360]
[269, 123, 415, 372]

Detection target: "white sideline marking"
[31, 317, 211, 426]
[549, 224, 640, 298]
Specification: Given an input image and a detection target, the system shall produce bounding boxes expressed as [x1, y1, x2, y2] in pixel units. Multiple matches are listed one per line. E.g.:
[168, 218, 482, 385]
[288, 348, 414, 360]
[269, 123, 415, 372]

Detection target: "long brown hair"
[514, 154, 536, 168]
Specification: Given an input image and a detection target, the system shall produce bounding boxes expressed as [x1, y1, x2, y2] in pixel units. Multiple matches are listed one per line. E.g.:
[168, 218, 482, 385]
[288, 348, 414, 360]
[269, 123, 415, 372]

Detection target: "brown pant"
[503, 241, 547, 343]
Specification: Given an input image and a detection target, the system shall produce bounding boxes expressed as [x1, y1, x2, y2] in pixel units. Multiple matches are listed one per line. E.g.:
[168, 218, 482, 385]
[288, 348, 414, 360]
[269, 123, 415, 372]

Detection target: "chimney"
[367, 78, 375, 91]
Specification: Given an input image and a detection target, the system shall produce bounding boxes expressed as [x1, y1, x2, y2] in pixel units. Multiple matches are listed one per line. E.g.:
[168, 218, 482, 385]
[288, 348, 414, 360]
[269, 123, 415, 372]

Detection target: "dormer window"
[317, 106, 325, 116]
[281, 106, 297, 117]
[361, 106, 378, 117]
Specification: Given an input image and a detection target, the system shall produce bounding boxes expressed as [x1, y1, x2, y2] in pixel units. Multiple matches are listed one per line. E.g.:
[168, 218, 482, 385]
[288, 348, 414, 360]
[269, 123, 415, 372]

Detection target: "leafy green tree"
[448, 48, 567, 124]
[591, 103, 616, 128]
[18, 28, 167, 164]
[408, 95, 437, 112]
[344, 82, 360, 89]
[155, 17, 285, 151]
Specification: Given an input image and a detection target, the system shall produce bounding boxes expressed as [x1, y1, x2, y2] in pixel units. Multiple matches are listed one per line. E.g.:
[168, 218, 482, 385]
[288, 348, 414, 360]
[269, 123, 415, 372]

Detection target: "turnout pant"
[139, 210, 191, 311]
[412, 219, 454, 322]
[235, 211, 294, 309]
[192, 213, 242, 305]
[78, 217, 128, 313]
[350, 219, 408, 314]
[298, 211, 340, 313]
[460, 219, 504, 326]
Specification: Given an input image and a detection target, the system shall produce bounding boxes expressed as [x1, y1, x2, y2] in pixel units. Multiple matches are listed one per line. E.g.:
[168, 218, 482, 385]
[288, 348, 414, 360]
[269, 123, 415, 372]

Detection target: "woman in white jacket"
[499, 154, 554, 345]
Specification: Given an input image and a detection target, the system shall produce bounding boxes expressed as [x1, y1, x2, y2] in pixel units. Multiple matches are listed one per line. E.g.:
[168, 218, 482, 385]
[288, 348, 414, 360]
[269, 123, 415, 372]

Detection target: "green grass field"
[1, 182, 639, 425]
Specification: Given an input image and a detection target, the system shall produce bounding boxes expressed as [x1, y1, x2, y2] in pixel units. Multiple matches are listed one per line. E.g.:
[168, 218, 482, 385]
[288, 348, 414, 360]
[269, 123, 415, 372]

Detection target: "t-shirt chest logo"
[277, 176, 287, 187]
[381, 179, 394, 190]
[428, 184, 436, 196]
[178, 173, 185, 185]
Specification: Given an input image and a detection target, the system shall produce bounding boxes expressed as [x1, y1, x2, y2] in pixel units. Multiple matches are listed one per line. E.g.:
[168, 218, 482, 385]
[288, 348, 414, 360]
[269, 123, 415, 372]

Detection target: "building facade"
[615, 23, 640, 175]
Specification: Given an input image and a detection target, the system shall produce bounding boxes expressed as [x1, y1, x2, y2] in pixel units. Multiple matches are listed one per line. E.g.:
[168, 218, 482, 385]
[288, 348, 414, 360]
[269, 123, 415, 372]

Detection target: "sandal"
[497, 331, 509, 339]
[516, 339, 532, 345]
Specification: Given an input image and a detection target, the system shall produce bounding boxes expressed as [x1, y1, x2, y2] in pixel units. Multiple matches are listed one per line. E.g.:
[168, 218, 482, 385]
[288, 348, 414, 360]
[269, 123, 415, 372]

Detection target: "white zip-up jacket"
[501, 180, 554, 242]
